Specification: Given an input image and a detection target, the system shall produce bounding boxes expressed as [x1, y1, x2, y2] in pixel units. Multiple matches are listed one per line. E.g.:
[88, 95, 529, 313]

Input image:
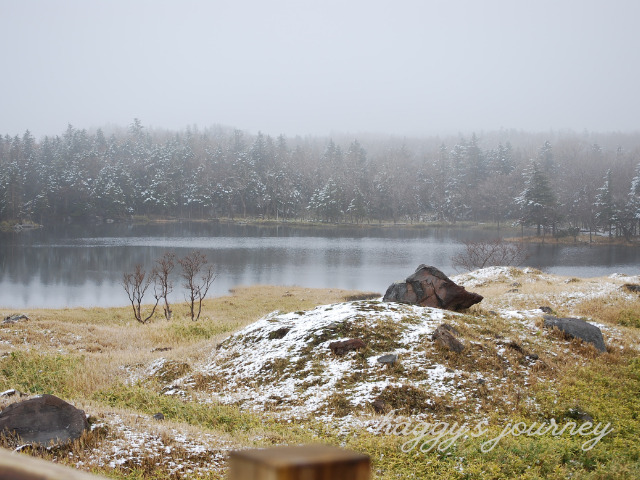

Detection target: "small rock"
[329, 338, 366, 356]
[2, 314, 29, 325]
[433, 325, 465, 354]
[539, 306, 553, 314]
[152, 347, 172, 352]
[439, 323, 460, 336]
[377, 354, 398, 366]
[371, 399, 390, 414]
[153, 412, 165, 421]
[506, 288, 519, 293]
[543, 315, 606, 353]
[566, 408, 594, 423]
[623, 284, 640, 294]
[476, 378, 486, 385]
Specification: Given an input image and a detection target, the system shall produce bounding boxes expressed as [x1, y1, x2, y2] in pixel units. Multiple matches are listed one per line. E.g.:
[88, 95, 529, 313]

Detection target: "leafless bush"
[155, 252, 176, 320]
[451, 238, 530, 272]
[178, 251, 217, 321]
[121, 264, 160, 324]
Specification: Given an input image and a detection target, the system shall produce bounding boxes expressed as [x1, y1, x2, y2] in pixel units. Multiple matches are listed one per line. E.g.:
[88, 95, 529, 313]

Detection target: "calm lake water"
[0, 222, 638, 308]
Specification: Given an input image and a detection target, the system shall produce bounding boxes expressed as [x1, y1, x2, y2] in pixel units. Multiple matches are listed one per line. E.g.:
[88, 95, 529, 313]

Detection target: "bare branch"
[155, 252, 176, 320]
[121, 264, 161, 324]
[178, 251, 217, 321]
[451, 238, 530, 272]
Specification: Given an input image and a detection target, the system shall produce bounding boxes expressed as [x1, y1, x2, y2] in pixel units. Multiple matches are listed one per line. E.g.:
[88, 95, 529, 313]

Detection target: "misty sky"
[1, 0, 639, 138]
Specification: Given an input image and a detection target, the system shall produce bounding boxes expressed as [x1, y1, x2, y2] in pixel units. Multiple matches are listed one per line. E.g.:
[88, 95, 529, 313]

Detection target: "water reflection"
[0, 223, 638, 308]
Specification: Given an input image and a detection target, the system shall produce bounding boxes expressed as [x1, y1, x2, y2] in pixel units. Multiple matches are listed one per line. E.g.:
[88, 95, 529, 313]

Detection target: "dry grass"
[573, 296, 640, 328]
[0, 285, 380, 389]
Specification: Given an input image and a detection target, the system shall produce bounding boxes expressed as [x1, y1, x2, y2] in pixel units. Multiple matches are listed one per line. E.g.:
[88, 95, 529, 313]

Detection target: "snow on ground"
[76, 412, 232, 478]
[135, 266, 637, 431]
[452, 266, 520, 288]
[193, 301, 462, 420]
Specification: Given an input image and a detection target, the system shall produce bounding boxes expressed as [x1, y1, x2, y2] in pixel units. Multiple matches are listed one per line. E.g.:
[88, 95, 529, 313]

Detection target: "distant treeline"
[1, 120, 639, 238]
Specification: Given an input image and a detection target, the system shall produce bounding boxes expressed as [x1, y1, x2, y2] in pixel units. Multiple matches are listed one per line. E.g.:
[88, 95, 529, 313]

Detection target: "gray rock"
[543, 315, 606, 353]
[566, 408, 594, 423]
[623, 284, 640, 294]
[2, 314, 29, 325]
[153, 412, 165, 421]
[539, 306, 553, 314]
[0, 394, 89, 446]
[383, 265, 483, 311]
[377, 354, 398, 365]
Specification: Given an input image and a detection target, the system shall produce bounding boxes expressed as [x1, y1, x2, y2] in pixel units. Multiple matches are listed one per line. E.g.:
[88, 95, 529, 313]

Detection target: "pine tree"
[537, 140, 554, 173]
[621, 163, 640, 238]
[594, 169, 617, 236]
[516, 161, 558, 236]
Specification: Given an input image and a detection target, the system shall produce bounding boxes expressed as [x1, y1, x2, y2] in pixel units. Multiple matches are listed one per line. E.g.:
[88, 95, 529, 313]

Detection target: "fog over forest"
[1, 122, 640, 240]
[2, 1, 639, 237]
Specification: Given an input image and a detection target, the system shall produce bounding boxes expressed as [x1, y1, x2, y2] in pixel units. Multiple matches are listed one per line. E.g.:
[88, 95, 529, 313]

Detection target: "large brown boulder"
[383, 265, 483, 311]
[0, 394, 89, 446]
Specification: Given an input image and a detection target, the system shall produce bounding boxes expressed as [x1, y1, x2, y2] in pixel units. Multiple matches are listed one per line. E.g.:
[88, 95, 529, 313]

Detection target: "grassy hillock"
[1, 270, 639, 479]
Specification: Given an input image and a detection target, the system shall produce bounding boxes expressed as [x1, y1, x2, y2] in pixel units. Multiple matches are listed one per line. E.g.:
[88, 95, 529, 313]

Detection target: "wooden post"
[228, 445, 371, 480]
[0, 447, 108, 480]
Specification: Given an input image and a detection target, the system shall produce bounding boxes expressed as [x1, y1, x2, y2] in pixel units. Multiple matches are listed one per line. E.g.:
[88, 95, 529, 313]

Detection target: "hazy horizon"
[2, 0, 639, 139]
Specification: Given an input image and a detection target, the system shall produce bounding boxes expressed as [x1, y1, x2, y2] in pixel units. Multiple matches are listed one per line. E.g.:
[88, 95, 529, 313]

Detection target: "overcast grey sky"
[1, 0, 639, 138]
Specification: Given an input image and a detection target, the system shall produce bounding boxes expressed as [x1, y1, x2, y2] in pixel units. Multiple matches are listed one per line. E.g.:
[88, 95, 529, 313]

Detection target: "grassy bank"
[1, 273, 639, 479]
[505, 233, 639, 246]
[116, 214, 525, 232]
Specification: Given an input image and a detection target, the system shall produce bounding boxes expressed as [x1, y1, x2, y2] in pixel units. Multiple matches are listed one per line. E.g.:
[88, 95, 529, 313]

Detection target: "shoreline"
[5, 215, 638, 246]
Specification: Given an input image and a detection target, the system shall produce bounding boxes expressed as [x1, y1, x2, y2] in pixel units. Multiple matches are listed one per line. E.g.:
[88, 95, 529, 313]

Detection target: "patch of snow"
[609, 273, 640, 281]
[452, 266, 516, 287]
[496, 309, 542, 320]
[88, 413, 230, 477]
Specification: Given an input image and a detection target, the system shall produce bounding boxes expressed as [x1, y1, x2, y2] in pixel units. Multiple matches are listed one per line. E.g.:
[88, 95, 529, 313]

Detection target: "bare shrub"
[452, 238, 529, 272]
[121, 264, 160, 324]
[155, 252, 176, 320]
[178, 251, 217, 321]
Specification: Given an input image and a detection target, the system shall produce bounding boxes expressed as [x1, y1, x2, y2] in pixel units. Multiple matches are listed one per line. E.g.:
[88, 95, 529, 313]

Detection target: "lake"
[0, 222, 638, 308]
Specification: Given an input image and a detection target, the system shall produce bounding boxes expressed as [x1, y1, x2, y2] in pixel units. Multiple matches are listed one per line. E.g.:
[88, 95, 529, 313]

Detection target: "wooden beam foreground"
[228, 444, 371, 480]
[0, 444, 371, 479]
[0, 447, 108, 480]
